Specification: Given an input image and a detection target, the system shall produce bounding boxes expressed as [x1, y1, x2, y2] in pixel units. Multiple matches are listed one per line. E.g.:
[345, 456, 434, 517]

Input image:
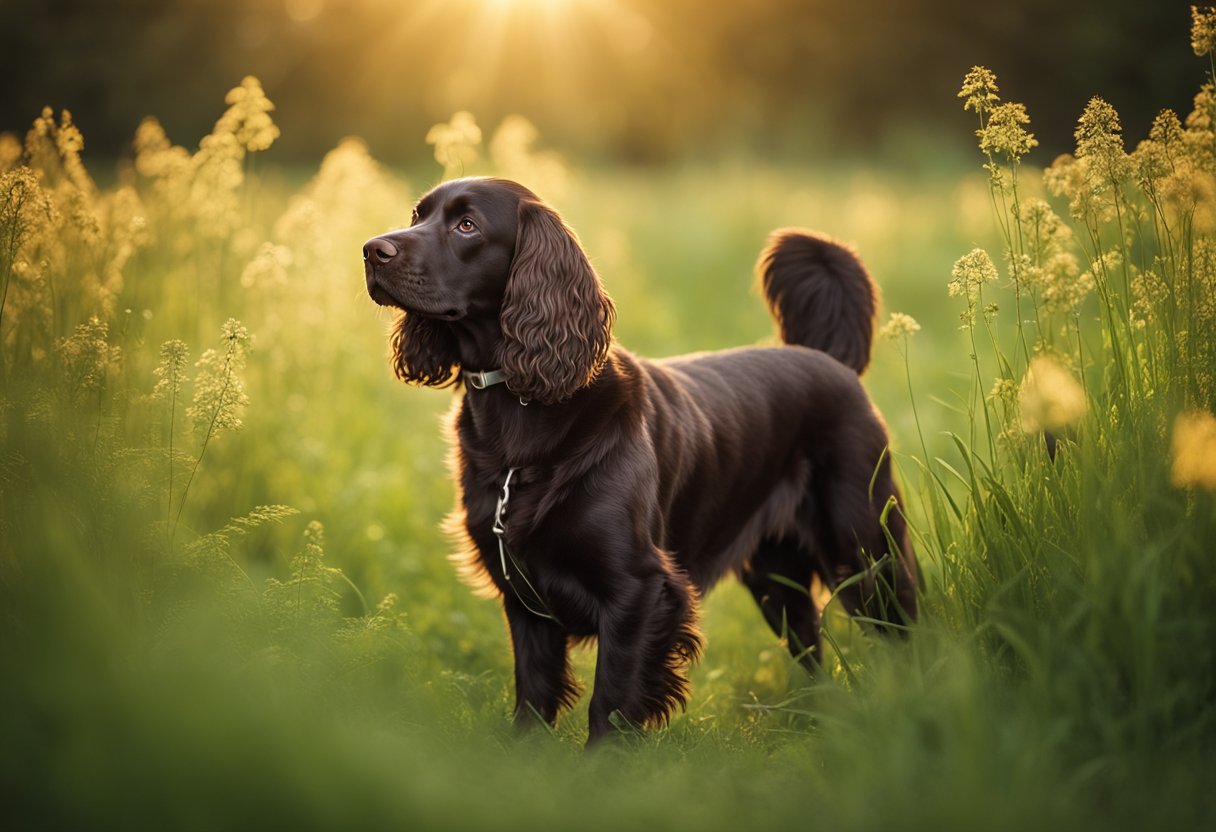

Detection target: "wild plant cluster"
[876, 5, 1216, 761]
[0, 78, 577, 758]
[2, 79, 421, 685]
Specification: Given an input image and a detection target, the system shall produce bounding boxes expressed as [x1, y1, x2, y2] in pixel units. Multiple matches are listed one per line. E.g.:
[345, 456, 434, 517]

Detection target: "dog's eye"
[456, 217, 477, 234]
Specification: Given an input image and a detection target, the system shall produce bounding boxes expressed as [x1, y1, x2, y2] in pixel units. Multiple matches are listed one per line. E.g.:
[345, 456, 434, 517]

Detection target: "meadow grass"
[3, 27, 1216, 830]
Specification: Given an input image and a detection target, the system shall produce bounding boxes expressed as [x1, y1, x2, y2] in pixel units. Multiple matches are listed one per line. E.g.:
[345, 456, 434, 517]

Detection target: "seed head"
[959, 66, 1000, 115]
[1150, 109, 1185, 152]
[978, 102, 1038, 161]
[56, 316, 121, 400]
[1075, 97, 1131, 182]
[216, 76, 280, 154]
[152, 339, 190, 401]
[949, 248, 998, 299]
[1040, 252, 1090, 315]
[879, 312, 921, 340]
[187, 319, 252, 434]
[988, 377, 1018, 404]
[1192, 5, 1216, 56]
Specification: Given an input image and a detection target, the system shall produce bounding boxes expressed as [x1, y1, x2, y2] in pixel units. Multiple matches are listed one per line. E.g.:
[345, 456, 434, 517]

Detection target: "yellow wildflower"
[978, 102, 1038, 162]
[879, 312, 921, 340]
[1150, 108, 1185, 157]
[56, 316, 121, 401]
[1185, 83, 1216, 171]
[240, 242, 293, 288]
[959, 66, 1000, 115]
[152, 340, 190, 401]
[1193, 238, 1216, 326]
[1170, 410, 1216, 489]
[988, 377, 1017, 405]
[189, 131, 244, 239]
[24, 107, 94, 196]
[1, 166, 57, 340]
[1187, 83, 1216, 134]
[1132, 111, 1184, 190]
[491, 114, 540, 172]
[1018, 355, 1087, 433]
[1040, 252, 1090, 315]
[1043, 153, 1080, 200]
[1043, 153, 1102, 222]
[133, 117, 191, 182]
[1, 165, 55, 261]
[1132, 141, 1168, 191]
[490, 115, 568, 199]
[188, 319, 252, 434]
[215, 76, 280, 154]
[1192, 5, 1216, 56]
[0, 133, 20, 171]
[1075, 97, 1131, 183]
[1019, 198, 1072, 272]
[949, 248, 998, 297]
[949, 249, 999, 326]
[272, 137, 409, 271]
[426, 111, 482, 179]
[1131, 265, 1169, 326]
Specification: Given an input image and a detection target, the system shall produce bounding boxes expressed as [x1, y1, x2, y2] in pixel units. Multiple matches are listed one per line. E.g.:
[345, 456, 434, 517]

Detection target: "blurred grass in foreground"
[3, 22, 1216, 827]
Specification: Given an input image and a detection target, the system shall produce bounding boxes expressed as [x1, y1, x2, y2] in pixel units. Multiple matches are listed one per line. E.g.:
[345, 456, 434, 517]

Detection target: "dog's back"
[641, 344, 880, 590]
[638, 231, 896, 593]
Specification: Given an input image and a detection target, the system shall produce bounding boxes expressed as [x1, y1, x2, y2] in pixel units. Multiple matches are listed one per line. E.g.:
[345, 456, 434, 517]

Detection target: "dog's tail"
[756, 230, 878, 374]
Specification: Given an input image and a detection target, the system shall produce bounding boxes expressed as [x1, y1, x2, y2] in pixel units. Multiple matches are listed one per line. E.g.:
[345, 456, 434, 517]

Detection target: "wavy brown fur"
[496, 199, 615, 404]
[390, 312, 459, 387]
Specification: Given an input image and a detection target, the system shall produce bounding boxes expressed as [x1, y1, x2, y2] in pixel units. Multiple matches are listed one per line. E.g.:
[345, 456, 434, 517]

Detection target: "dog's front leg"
[504, 599, 579, 729]
[586, 570, 701, 744]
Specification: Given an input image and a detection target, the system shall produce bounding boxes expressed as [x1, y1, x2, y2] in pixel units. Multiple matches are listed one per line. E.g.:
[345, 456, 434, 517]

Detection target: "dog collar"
[465, 368, 508, 390]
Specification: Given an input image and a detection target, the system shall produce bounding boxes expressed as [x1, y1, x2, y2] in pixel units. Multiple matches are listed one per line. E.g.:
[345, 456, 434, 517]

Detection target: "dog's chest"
[460, 463, 599, 633]
[461, 463, 543, 575]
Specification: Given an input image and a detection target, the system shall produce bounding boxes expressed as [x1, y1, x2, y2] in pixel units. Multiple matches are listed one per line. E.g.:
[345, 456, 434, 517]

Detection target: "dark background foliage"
[0, 0, 1198, 165]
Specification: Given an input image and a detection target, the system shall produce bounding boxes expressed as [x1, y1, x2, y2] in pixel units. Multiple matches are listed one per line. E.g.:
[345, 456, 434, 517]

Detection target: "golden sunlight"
[474, 0, 648, 45]
[416, 0, 654, 125]
[284, 0, 324, 24]
[483, 0, 580, 12]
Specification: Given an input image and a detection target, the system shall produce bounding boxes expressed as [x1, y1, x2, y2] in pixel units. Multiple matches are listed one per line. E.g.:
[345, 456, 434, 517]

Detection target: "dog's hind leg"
[739, 535, 822, 673]
[817, 448, 918, 635]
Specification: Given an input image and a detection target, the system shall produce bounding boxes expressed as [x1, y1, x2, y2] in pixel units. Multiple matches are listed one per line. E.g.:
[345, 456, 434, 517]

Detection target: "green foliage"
[3, 23, 1216, 829]
[905, 36, 1216, 796]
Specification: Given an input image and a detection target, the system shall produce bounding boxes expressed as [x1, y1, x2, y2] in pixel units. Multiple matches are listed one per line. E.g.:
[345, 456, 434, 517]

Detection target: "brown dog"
[364, 177, 916, 743]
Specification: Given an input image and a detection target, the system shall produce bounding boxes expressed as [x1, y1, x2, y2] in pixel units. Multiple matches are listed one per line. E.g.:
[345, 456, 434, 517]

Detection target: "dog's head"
[364, 178, 615, 404]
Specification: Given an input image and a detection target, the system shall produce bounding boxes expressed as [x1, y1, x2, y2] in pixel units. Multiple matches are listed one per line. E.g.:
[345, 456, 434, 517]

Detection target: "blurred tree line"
[0, 0, 1198, 167]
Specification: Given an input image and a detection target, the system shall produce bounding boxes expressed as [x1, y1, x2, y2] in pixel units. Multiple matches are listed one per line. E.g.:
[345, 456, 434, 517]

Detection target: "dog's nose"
[363, 237, 398, 264]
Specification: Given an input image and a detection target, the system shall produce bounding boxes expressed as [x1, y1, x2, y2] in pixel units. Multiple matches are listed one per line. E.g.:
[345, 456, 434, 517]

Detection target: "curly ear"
[390, 311, 460, 388]
[496, 199, 615, 404]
